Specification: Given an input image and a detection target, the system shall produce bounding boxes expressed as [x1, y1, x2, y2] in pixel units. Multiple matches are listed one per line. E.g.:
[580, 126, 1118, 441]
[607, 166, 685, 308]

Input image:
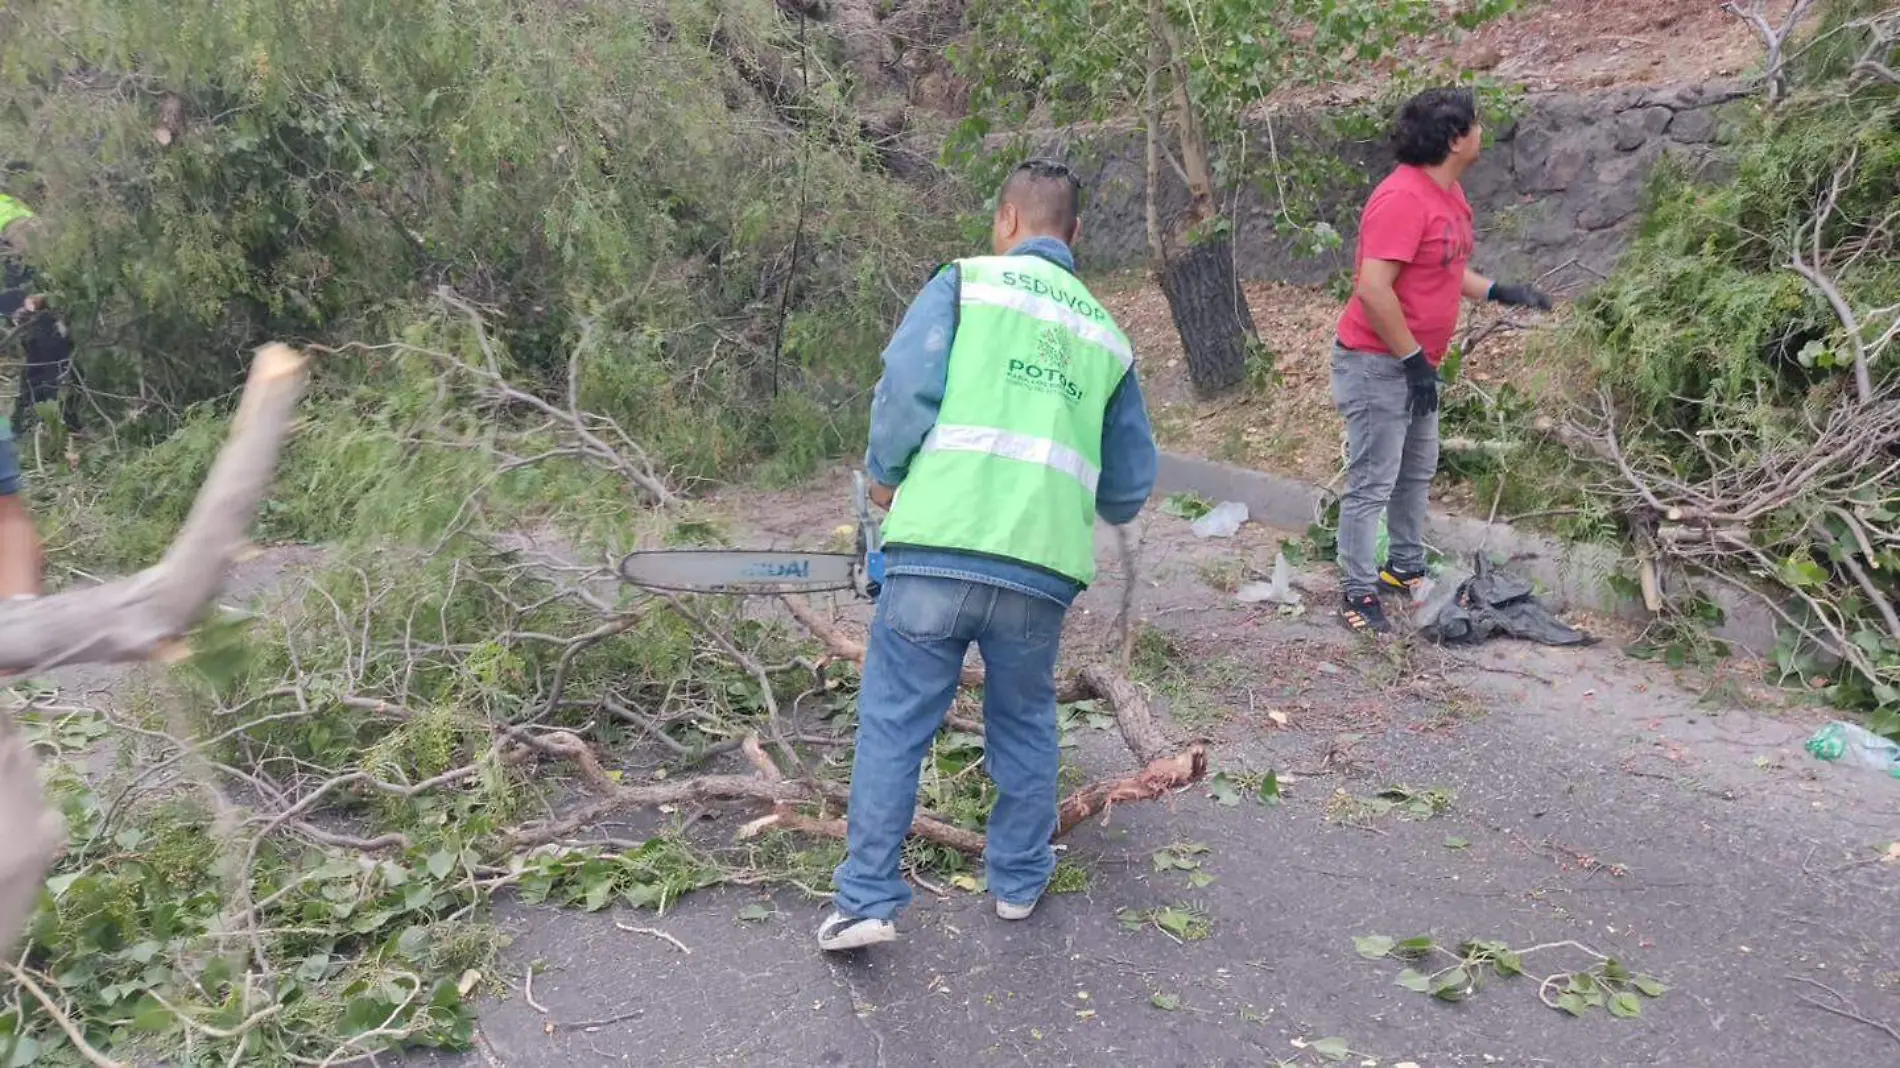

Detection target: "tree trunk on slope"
[1144, 9, 1256, 398]
[1161, 237, 1255, 397]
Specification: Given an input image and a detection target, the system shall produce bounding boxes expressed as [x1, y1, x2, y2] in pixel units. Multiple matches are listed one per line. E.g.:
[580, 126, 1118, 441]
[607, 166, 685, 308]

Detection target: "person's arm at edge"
[1095, 370, 1157, 526]
[1461, 268, 1494, 302]
[863, 267, 959, 507]
[0, 429, 40, 598]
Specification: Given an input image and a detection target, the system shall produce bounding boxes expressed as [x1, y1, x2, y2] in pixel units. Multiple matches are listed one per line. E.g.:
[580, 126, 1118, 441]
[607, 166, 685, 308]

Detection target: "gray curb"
[1154, 451, 1781, 655]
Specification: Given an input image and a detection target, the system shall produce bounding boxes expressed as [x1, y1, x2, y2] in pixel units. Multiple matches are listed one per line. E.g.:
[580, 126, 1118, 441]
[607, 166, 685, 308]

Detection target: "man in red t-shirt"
[1331, 88, 1550, 634]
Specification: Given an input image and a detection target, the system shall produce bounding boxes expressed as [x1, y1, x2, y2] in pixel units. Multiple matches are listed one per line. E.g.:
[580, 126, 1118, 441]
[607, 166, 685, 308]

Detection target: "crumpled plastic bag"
[1191, 500, 1248, 538]
[1418, 553, 1592, 647]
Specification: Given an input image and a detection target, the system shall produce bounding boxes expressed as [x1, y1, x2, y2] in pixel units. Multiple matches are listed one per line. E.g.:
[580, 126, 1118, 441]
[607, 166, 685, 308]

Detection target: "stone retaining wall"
[1062, 82, 1749, 288]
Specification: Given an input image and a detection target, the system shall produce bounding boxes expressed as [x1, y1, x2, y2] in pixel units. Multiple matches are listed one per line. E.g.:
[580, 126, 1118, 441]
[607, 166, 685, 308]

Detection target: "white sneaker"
[995, 897, 1039, 921]
[816, 911, 897, 951]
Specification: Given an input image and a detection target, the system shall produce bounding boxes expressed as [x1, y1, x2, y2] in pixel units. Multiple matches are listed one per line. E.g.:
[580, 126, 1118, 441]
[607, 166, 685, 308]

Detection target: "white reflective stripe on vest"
[959, 281, 1134, 371]
[920, 424, 1100, 494]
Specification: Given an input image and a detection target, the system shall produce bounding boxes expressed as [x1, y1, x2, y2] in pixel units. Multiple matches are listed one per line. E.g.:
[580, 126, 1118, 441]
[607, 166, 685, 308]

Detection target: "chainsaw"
[615, 471, 887, 600]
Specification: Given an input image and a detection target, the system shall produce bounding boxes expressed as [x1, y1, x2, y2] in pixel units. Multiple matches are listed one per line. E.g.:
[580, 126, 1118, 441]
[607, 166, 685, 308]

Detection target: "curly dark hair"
[1392, 88, 1478, 167]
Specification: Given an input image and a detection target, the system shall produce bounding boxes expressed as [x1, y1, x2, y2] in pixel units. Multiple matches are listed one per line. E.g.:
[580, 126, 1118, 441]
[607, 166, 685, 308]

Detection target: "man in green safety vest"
[818, 159, 1158, 952]
[0, 193, 81, 435]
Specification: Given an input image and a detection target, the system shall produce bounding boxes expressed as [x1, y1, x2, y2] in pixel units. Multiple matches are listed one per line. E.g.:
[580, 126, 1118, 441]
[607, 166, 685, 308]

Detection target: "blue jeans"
[833, 573, 1067, 919]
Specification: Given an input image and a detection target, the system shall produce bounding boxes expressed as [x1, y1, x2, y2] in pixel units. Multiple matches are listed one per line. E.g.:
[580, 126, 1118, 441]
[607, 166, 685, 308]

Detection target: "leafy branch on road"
[1355, 933, 1667, 1018]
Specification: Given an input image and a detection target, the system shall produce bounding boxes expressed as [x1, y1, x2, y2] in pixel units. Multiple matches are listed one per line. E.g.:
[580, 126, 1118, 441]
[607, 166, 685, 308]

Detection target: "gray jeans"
[1330, 343, 1439, 599]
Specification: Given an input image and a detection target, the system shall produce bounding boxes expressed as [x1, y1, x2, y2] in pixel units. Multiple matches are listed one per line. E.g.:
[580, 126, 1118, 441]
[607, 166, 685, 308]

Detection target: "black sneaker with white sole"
[816, 911, 897, 951]
[1339, 592, 1390, 635]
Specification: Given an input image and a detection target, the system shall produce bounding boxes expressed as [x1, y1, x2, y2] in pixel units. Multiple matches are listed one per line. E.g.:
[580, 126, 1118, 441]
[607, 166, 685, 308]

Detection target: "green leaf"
[1431, 967, 1471, 1001]
[1156, 909, 1194, 937]
[1557, 992, 1589, 1017]
[1354, 935, 1396, 959]
[1608, 992, 1643, 1018]
[1207, 773, 1241, 807]
[1780, 553, 1829, 588]
[1395, 968, 1431, 992]
[737, 904, 772, 923]
[426, 850, 455, 880]
[1633, 975, 1668, 998]
[1602, 958, 1631, 982]
[1256, 770, 1282, 805]
[583, 876, 613, 912]
[1396, 935, 1436, 957]
[6, 1034, 41, 1066]
[1496, 950, 1525, 977]
[1309, 1036, 1351, 1061]
[1187, 871, 1215, 889]
[1149, 992, 1180, 1011]
[132, 997, 173, 1033]
[1443, 836, 1470, 850]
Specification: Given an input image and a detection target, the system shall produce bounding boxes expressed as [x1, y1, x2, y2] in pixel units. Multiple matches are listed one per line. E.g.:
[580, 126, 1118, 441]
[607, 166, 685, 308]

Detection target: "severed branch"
[1721, 0, 1820, 105]
[434, 287, 676, 507]
[1790, 149, 1872, 404]
[0, 344, 310, 956]
[510, 586, 1211, 858]
[0, 344, 308, 671]
[1850, 10, 1900, 87]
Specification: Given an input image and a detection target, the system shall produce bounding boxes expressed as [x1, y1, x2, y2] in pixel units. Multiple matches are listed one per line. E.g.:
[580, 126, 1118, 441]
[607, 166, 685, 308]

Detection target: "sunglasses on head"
[1013, 158, 1081, 188]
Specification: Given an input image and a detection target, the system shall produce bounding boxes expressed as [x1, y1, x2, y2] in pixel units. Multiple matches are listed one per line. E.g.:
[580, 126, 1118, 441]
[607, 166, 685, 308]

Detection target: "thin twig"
[523, 967, 548, 1014]
[614, 921, 693, 955]
[2, 963, 127, 1068]
[1788, 975, 1900, 1045]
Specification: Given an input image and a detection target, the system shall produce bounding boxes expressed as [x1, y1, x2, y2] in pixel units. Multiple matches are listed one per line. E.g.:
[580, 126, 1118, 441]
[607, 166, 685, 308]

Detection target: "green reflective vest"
[881, 254, 1134, 586]
[0, 195, 31, 235]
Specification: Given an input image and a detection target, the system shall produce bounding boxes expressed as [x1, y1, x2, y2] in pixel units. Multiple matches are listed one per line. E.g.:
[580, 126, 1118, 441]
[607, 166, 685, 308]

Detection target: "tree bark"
[1143, 0, 1166, 269]
[1161, 238, 1256, 397]
[1159, 18, 1216, 224]
[1144, 11, 1255, 398]
[0, 343, 310, 957]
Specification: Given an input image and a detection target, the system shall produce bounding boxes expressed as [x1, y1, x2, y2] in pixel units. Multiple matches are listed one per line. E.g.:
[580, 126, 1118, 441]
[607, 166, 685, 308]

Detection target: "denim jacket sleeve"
[1094, 369, 1158, 525]
[863, 266, 959, 486]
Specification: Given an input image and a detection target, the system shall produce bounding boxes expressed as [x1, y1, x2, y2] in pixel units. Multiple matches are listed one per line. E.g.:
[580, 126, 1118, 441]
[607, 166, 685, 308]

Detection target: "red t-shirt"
[1336, 165, 1475, 365]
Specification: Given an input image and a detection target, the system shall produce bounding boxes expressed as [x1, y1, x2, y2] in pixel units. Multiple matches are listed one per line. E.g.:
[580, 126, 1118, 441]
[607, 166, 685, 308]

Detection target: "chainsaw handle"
[853, 471, 885, 600]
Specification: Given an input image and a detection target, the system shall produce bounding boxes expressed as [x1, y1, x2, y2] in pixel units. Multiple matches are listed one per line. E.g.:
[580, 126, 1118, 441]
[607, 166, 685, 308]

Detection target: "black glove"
[1487, 282, 1553, 310]
[1400, 349, 1439, 418]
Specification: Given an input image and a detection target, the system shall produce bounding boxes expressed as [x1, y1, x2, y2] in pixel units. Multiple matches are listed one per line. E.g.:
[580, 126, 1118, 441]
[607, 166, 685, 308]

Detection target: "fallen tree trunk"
[0, 344, 310, 957]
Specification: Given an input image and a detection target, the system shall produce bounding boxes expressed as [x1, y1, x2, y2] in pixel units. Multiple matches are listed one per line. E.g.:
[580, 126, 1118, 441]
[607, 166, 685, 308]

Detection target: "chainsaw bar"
[615, 549, 860, 595]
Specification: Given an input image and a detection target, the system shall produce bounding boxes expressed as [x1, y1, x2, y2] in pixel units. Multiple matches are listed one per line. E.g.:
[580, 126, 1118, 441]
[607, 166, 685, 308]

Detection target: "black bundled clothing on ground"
[1419, 554, 1592, 647]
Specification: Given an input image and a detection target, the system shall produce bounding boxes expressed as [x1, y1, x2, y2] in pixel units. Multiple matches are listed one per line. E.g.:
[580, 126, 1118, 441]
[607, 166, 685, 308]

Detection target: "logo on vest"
[998, 269, 1107, 323]
[1006, 325, 1084, 404]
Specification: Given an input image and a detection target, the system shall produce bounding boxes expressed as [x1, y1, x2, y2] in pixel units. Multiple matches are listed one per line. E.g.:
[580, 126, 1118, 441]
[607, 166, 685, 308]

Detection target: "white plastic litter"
[1236, 551, 1302, 606]
[1191, 500, 1248, 538]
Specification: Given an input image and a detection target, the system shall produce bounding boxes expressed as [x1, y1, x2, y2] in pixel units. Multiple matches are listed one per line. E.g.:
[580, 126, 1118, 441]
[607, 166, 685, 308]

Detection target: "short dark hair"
[1392, 88, 1478, 166]
[997, 158, 1081, 235]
